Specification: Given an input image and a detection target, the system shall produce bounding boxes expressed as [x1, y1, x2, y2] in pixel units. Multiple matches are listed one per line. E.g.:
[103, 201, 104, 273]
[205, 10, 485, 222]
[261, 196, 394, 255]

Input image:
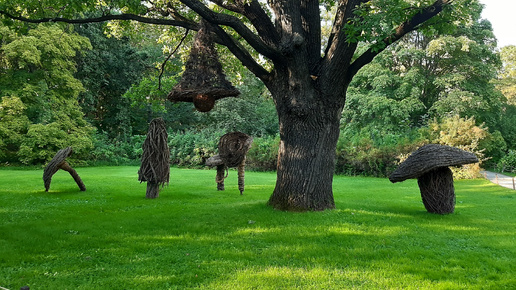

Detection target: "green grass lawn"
[1, 166, 515, 289]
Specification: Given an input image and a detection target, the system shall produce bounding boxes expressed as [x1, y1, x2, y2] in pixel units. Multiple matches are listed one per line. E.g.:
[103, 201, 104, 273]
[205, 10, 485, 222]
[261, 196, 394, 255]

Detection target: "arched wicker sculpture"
[167, 20, 239, 112]
[206, 132, 253, 194]
[138, 118, 170, 199]
[389, 144, 479, 214]
[43, 147, 86, 192]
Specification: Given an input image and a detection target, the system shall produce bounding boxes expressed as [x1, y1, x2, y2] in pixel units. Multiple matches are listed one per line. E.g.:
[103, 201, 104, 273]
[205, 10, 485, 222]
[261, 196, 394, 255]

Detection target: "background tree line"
[1, 9, 515, 175]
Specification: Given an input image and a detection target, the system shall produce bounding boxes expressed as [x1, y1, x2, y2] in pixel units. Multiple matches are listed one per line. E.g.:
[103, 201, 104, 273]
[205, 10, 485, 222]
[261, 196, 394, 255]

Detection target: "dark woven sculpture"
[43, 147, 86, 192]
[389, 144, 479, 214]
[205, 132, 253, 194]
[138, 118, 170, 199]
[167, 20, 239, 112]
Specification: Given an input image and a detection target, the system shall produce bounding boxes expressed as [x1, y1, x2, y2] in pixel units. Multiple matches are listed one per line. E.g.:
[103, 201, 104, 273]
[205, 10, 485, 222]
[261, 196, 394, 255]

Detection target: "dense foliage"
[0, 2, 515, 177]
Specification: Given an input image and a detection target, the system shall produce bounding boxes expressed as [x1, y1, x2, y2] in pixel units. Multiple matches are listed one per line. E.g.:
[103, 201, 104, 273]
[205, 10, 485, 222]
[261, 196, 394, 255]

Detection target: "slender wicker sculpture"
[43, 147, 86, 192]
[138, 118, 170, 199]
[389, 144, 479, 214]
[206, 132, 253, 194]
[167, 19, 239, 112]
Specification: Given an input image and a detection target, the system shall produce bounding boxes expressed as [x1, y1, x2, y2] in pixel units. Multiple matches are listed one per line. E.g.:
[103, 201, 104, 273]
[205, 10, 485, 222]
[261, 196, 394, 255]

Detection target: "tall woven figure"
[206, 132, 253, 195]
[138, 118, 170, 199]
[167, 19, 239, 112]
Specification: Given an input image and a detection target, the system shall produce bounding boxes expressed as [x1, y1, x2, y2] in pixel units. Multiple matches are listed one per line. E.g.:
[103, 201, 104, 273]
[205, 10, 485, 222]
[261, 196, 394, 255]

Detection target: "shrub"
[168, 129, 220, 167]
[420, 115, 487, 179]
[17, 122, 94, 165]
[246, 134, 279, 171]
[497, 150, 516, 173]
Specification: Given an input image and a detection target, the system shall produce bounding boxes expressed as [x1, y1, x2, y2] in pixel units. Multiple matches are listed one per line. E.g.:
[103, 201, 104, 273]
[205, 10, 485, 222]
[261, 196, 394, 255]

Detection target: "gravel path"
[480, 171, 516, 190]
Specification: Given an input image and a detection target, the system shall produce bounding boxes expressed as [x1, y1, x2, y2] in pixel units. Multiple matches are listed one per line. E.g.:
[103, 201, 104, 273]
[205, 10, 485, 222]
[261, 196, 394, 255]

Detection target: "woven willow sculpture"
[389, 144, 479, 214]
[138, 118, 170, 199]
[43, 147, 86, 192]
[167, 19, 239, 112]
[206, 132, 253, 194]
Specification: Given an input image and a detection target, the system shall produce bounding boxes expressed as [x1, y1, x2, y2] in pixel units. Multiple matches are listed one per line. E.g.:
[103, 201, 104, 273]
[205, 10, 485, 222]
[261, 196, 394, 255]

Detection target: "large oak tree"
[0, 0, 479, 211]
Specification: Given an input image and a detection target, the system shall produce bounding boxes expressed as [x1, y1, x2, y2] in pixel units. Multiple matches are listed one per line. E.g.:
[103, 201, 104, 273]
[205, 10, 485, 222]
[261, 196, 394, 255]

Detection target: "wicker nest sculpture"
[43, 147, 86, 192]
[389, 144, 479, 214]
[205, 132, 253, 195]
[167, 20, 239, 112]
[138, 118, 170, 199]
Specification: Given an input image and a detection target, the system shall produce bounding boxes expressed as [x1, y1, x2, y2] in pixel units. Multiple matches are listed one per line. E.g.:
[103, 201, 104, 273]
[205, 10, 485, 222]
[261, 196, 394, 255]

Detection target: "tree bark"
[267, 83, 343, 211]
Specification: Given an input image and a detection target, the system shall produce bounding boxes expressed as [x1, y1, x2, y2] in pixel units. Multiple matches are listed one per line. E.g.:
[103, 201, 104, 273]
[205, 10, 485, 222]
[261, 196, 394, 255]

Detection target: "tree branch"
[210, 24, 271, 82]
[346, 0, 453, 81]
[179, 0, 281, 62]
[0, 10, 199, 30]
[159, 29, 190, 90]
[211, 0, 280, 48]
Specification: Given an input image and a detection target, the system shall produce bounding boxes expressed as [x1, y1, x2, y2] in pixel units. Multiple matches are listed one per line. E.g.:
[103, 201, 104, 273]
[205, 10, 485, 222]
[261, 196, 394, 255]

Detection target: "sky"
[479, 0, 516, 48]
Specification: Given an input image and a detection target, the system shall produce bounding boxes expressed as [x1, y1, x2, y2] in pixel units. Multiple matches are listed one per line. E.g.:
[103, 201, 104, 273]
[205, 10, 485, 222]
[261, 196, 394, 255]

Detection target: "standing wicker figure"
[43, 147, 86, 192]
[167, 19, 239, 112]
[206, 132, 253, 194]
[138, 118, 170, 199]
[389, 144, 479, 214]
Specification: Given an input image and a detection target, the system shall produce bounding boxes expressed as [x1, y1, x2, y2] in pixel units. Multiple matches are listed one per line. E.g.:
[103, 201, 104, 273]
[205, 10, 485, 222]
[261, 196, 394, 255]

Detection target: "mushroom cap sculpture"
[43, 147, 86, 192]
[205, 132, 253, 194]
[167, 20, 239, 112]
[389, 144, 479, 214]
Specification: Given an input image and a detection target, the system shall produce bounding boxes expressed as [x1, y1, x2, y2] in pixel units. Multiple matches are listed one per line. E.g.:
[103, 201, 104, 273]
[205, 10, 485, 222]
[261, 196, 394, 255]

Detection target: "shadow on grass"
[1, 167, 515, 288]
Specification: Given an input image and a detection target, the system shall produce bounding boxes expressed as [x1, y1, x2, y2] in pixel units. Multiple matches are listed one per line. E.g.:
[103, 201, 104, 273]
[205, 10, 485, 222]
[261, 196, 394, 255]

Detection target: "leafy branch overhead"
[0, 0, 466, 86]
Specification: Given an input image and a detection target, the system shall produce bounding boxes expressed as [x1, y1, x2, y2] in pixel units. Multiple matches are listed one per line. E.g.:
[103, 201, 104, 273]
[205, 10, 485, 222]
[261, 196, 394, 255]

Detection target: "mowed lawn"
[1, 166, 515, 289]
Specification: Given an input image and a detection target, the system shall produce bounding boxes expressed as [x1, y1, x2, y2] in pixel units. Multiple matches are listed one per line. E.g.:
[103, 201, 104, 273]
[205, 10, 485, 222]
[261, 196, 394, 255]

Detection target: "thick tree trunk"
[267, 91, 343, 211]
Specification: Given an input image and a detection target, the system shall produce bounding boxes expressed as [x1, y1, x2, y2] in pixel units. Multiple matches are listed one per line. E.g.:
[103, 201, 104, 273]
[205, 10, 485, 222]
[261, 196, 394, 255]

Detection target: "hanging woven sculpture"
[167, 19, 239, 112]
[138, 118, 170, 199]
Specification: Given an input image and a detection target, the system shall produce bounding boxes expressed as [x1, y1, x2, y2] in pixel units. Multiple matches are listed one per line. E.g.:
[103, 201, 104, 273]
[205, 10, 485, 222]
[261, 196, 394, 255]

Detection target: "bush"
[90, 132, 145, 165]
[335, 126, 422, 177]
[420, 115, 488, 179]
[246, 134, 279, 171]
[497, 150, 516, 173]
[168, 129, 220, 167]
[18, 122, 94, 165]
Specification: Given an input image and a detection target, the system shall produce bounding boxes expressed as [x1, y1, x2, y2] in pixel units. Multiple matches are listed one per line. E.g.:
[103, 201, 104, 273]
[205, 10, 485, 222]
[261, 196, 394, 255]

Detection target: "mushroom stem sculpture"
[43, 147, 86, 192]
[205, 132, 253, 195]
[389, 144, 479, 214]
[138, 118, 170, 199]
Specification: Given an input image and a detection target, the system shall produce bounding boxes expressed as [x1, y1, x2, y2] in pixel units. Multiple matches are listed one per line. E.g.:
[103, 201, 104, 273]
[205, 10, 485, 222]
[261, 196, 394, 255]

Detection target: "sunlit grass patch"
[1, 166, 515, 289]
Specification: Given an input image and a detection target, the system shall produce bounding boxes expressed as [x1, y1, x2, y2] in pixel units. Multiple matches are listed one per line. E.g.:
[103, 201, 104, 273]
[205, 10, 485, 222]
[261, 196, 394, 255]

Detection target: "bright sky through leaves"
[479, 0, 516, 48]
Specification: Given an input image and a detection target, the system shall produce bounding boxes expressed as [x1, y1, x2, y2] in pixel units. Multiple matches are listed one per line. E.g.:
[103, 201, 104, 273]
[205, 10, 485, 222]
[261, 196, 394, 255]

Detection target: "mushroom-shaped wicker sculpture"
[389, 144, 479, 214]
[138, 118, 170, 199]
[167, 20, 239, 112]
[43, 147, 86, 192]
[205, 132, 253, 194]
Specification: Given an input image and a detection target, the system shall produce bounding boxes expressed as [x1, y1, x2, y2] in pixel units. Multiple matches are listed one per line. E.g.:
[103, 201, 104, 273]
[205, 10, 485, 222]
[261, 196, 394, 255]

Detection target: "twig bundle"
[138, 118, 170, 198]
[167, 19, 239, 112]
[43, 147, 86, 192]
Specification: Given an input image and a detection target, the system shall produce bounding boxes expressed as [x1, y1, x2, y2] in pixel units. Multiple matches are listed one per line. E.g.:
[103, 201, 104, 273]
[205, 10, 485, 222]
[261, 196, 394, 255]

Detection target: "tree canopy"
[0, 0, 489, 211]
